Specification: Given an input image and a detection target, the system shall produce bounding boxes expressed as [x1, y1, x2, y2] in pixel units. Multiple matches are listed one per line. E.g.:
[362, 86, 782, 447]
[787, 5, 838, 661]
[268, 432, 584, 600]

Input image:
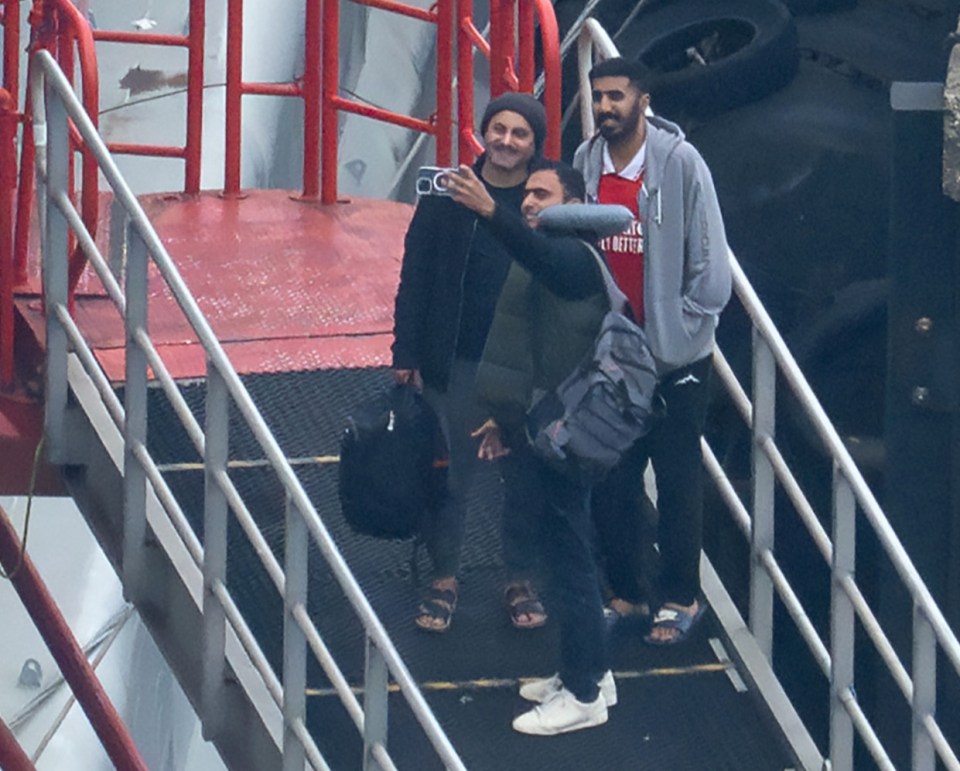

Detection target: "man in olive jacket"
[444, 158, 623, 735]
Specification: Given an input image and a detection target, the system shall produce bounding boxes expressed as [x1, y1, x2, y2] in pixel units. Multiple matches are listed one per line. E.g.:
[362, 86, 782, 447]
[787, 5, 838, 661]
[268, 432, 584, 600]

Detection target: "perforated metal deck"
[11, 189, 800, 768]
[146, 368, 797, 770]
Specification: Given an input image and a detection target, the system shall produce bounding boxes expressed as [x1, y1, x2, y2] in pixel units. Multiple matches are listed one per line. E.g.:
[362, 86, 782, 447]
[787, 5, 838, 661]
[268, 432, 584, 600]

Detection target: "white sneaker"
[512, 687, 608, 735]
[519, 670, 617, 707]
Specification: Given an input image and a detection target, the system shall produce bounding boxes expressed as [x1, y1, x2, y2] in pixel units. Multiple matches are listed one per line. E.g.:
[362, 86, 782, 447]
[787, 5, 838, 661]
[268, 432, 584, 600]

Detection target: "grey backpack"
[527, 244, 660, 478]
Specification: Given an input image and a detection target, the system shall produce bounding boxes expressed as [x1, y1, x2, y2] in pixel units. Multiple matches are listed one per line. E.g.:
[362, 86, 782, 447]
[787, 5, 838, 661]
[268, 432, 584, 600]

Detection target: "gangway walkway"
[13, 18, 960, 771]
[143, 367, 796, 770]
[23, 44, 796, 770]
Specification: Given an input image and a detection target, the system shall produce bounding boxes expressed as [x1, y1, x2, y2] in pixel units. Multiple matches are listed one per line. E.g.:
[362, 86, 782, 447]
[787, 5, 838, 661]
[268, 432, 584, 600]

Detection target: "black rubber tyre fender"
[615, 0, 800, 120]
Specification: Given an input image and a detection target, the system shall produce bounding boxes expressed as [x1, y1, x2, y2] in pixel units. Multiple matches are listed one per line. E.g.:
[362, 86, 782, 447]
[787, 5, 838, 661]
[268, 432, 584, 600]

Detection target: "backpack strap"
[582, 241, 630, 316]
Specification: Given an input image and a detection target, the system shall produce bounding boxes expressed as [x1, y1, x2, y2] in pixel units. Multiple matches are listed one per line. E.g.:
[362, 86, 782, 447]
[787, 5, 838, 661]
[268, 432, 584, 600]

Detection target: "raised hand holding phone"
[443, 165, 496, 219]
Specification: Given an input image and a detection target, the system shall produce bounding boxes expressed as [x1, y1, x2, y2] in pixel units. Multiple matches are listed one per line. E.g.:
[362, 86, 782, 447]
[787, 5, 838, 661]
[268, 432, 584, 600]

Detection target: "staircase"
[10, 11, 960, 771]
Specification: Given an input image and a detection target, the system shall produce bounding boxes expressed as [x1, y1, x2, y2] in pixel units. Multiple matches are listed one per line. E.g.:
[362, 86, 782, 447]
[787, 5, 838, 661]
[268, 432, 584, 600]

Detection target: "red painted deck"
[16, 190, 414, 381]
[2, 190, 412, 492]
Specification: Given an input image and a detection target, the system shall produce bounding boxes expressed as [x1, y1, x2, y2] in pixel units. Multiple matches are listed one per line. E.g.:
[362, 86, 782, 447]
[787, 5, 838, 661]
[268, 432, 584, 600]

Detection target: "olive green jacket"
[474, 206, 608, 438]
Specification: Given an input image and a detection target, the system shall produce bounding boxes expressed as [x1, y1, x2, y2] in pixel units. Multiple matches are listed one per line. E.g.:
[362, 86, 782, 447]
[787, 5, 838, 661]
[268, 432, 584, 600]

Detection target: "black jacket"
[392, 157, 525, 390]
[484, 203, 603, 300]
[391, 191, 478, 390]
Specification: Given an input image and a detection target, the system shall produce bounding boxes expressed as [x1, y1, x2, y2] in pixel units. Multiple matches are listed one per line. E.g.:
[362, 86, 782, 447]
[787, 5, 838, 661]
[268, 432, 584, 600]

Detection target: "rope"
[0, 436, 45, 581]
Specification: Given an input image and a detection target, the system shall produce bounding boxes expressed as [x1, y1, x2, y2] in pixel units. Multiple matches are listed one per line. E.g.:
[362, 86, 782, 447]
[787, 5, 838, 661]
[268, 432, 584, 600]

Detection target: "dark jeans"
[422, 359, 540, 580]
[592, 355, 713, 608]
[504, 445, 607, 703]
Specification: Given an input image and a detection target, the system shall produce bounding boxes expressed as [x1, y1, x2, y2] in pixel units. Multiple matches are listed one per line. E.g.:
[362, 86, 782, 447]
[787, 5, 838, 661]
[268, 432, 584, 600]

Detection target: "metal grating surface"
[145, 367, 799, 770]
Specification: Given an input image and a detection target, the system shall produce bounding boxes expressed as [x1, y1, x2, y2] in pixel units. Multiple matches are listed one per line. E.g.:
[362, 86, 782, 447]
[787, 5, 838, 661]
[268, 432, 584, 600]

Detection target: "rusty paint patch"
[119, 66, 189, 96]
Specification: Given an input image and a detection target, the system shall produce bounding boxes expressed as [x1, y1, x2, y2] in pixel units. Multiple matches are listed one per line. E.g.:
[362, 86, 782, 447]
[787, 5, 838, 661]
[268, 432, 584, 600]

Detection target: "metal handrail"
[730, 255, 960, 666]
[41, 0, 100, 297]
[576, 19, 618, 136]
[732, 250, 960, 771]
[576, 21, 960, 771]
[31, 49, 466, 771]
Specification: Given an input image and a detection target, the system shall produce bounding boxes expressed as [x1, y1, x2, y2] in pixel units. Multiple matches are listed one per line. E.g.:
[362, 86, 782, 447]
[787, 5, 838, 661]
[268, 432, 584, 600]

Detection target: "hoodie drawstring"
[641, 182, 663, 226]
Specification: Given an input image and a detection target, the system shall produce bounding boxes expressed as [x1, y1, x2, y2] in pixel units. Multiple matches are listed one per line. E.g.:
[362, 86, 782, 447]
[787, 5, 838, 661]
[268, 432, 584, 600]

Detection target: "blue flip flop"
[643, 601, 706, 646]
[603, 600, 651, 633]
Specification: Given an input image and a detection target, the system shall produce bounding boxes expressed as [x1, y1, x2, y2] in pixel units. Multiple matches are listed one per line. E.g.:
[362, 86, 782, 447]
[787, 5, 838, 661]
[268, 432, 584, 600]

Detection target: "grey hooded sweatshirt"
[573, 115, 732, 376]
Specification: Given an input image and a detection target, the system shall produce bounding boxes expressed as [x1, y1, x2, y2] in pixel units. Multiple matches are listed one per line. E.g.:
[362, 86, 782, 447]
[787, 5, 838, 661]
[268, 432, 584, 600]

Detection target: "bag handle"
[582, 242, 630, 316]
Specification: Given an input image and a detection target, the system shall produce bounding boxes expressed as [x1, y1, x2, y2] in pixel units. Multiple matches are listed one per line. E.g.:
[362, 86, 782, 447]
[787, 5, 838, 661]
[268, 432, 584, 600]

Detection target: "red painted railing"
[12, 0, 203, 318]
[0, 505, 149, 771]
[524, 0, 561, 160]
[0, 88, 16, 389]
[320, 0, 455, 203]
[92, 0, 206, 195]
[456, 0, 562, 163]
[2, 0, 20, 104]
[48, 0, 100, 298]
[0, 0, 563, 382]
[224, 0, 323, 198]
[0, 0, 197, 386]
[9, 0, 102, 321]
[0, 716, 35, 771]
[2, 0, 21, 389]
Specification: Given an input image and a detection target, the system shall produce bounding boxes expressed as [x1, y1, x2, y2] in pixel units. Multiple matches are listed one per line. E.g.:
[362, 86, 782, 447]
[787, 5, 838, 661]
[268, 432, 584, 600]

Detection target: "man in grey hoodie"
[573, 57, 732, 644]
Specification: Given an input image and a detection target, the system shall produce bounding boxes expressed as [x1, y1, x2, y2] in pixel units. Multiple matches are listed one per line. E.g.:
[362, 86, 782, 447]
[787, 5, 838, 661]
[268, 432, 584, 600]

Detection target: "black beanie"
[480, 92, 547, 155]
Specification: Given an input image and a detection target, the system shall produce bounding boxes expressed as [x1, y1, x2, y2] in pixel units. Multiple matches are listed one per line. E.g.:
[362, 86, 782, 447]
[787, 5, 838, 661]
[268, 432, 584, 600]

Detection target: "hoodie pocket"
[646, 297, 708, 368]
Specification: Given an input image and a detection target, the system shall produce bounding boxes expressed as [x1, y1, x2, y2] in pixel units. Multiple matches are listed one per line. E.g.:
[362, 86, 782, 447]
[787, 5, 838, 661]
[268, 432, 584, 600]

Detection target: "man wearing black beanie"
[392, 92, 547, 633]
[479, 92, 547, 159]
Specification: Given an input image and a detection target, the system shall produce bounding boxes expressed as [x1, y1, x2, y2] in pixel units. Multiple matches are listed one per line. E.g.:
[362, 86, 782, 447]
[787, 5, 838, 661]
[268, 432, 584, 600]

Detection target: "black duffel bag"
[338, 385, 447, 540]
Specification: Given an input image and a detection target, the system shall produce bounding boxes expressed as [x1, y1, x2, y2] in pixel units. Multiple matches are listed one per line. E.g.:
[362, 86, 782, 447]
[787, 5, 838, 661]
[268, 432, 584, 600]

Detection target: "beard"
[596, 100, 643, 141]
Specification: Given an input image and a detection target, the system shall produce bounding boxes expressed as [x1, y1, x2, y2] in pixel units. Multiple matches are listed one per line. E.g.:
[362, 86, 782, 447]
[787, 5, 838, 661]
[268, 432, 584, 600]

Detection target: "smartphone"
[416, 166, 457, 197]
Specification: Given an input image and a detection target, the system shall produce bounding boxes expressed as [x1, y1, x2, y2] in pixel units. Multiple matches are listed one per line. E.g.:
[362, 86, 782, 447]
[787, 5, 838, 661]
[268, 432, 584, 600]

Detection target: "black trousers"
[592, 354, 713, 608]
[503, 446, 607, 702]
[422, 359, 540, 580]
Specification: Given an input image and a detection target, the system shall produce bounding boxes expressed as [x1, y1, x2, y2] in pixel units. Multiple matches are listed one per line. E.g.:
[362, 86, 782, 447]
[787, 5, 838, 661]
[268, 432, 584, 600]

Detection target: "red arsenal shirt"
[596, 144, 645, 324]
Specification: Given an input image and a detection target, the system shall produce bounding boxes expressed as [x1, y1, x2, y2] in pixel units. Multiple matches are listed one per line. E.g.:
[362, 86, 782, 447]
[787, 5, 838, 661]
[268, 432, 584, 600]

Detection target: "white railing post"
[363, 637, 389, 771]
[201, 363, 229, 739]
[577, 26, 600, 137]
[829, 468, 856, 771]
[283, 494, 308, 771]
[750, 328, 776, 658]
[911, 602, 936, 771]
[108, 196, 127, 282]
[576, 22, 641, 142]
[41, 84, 69, 464]
[123, 224, 150, 602]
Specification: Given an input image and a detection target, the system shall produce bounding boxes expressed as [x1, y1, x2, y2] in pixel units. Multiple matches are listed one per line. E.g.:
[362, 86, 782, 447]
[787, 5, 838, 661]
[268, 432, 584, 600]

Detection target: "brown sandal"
[415, 582, 458, 633]
[503, 581, 547, 630]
